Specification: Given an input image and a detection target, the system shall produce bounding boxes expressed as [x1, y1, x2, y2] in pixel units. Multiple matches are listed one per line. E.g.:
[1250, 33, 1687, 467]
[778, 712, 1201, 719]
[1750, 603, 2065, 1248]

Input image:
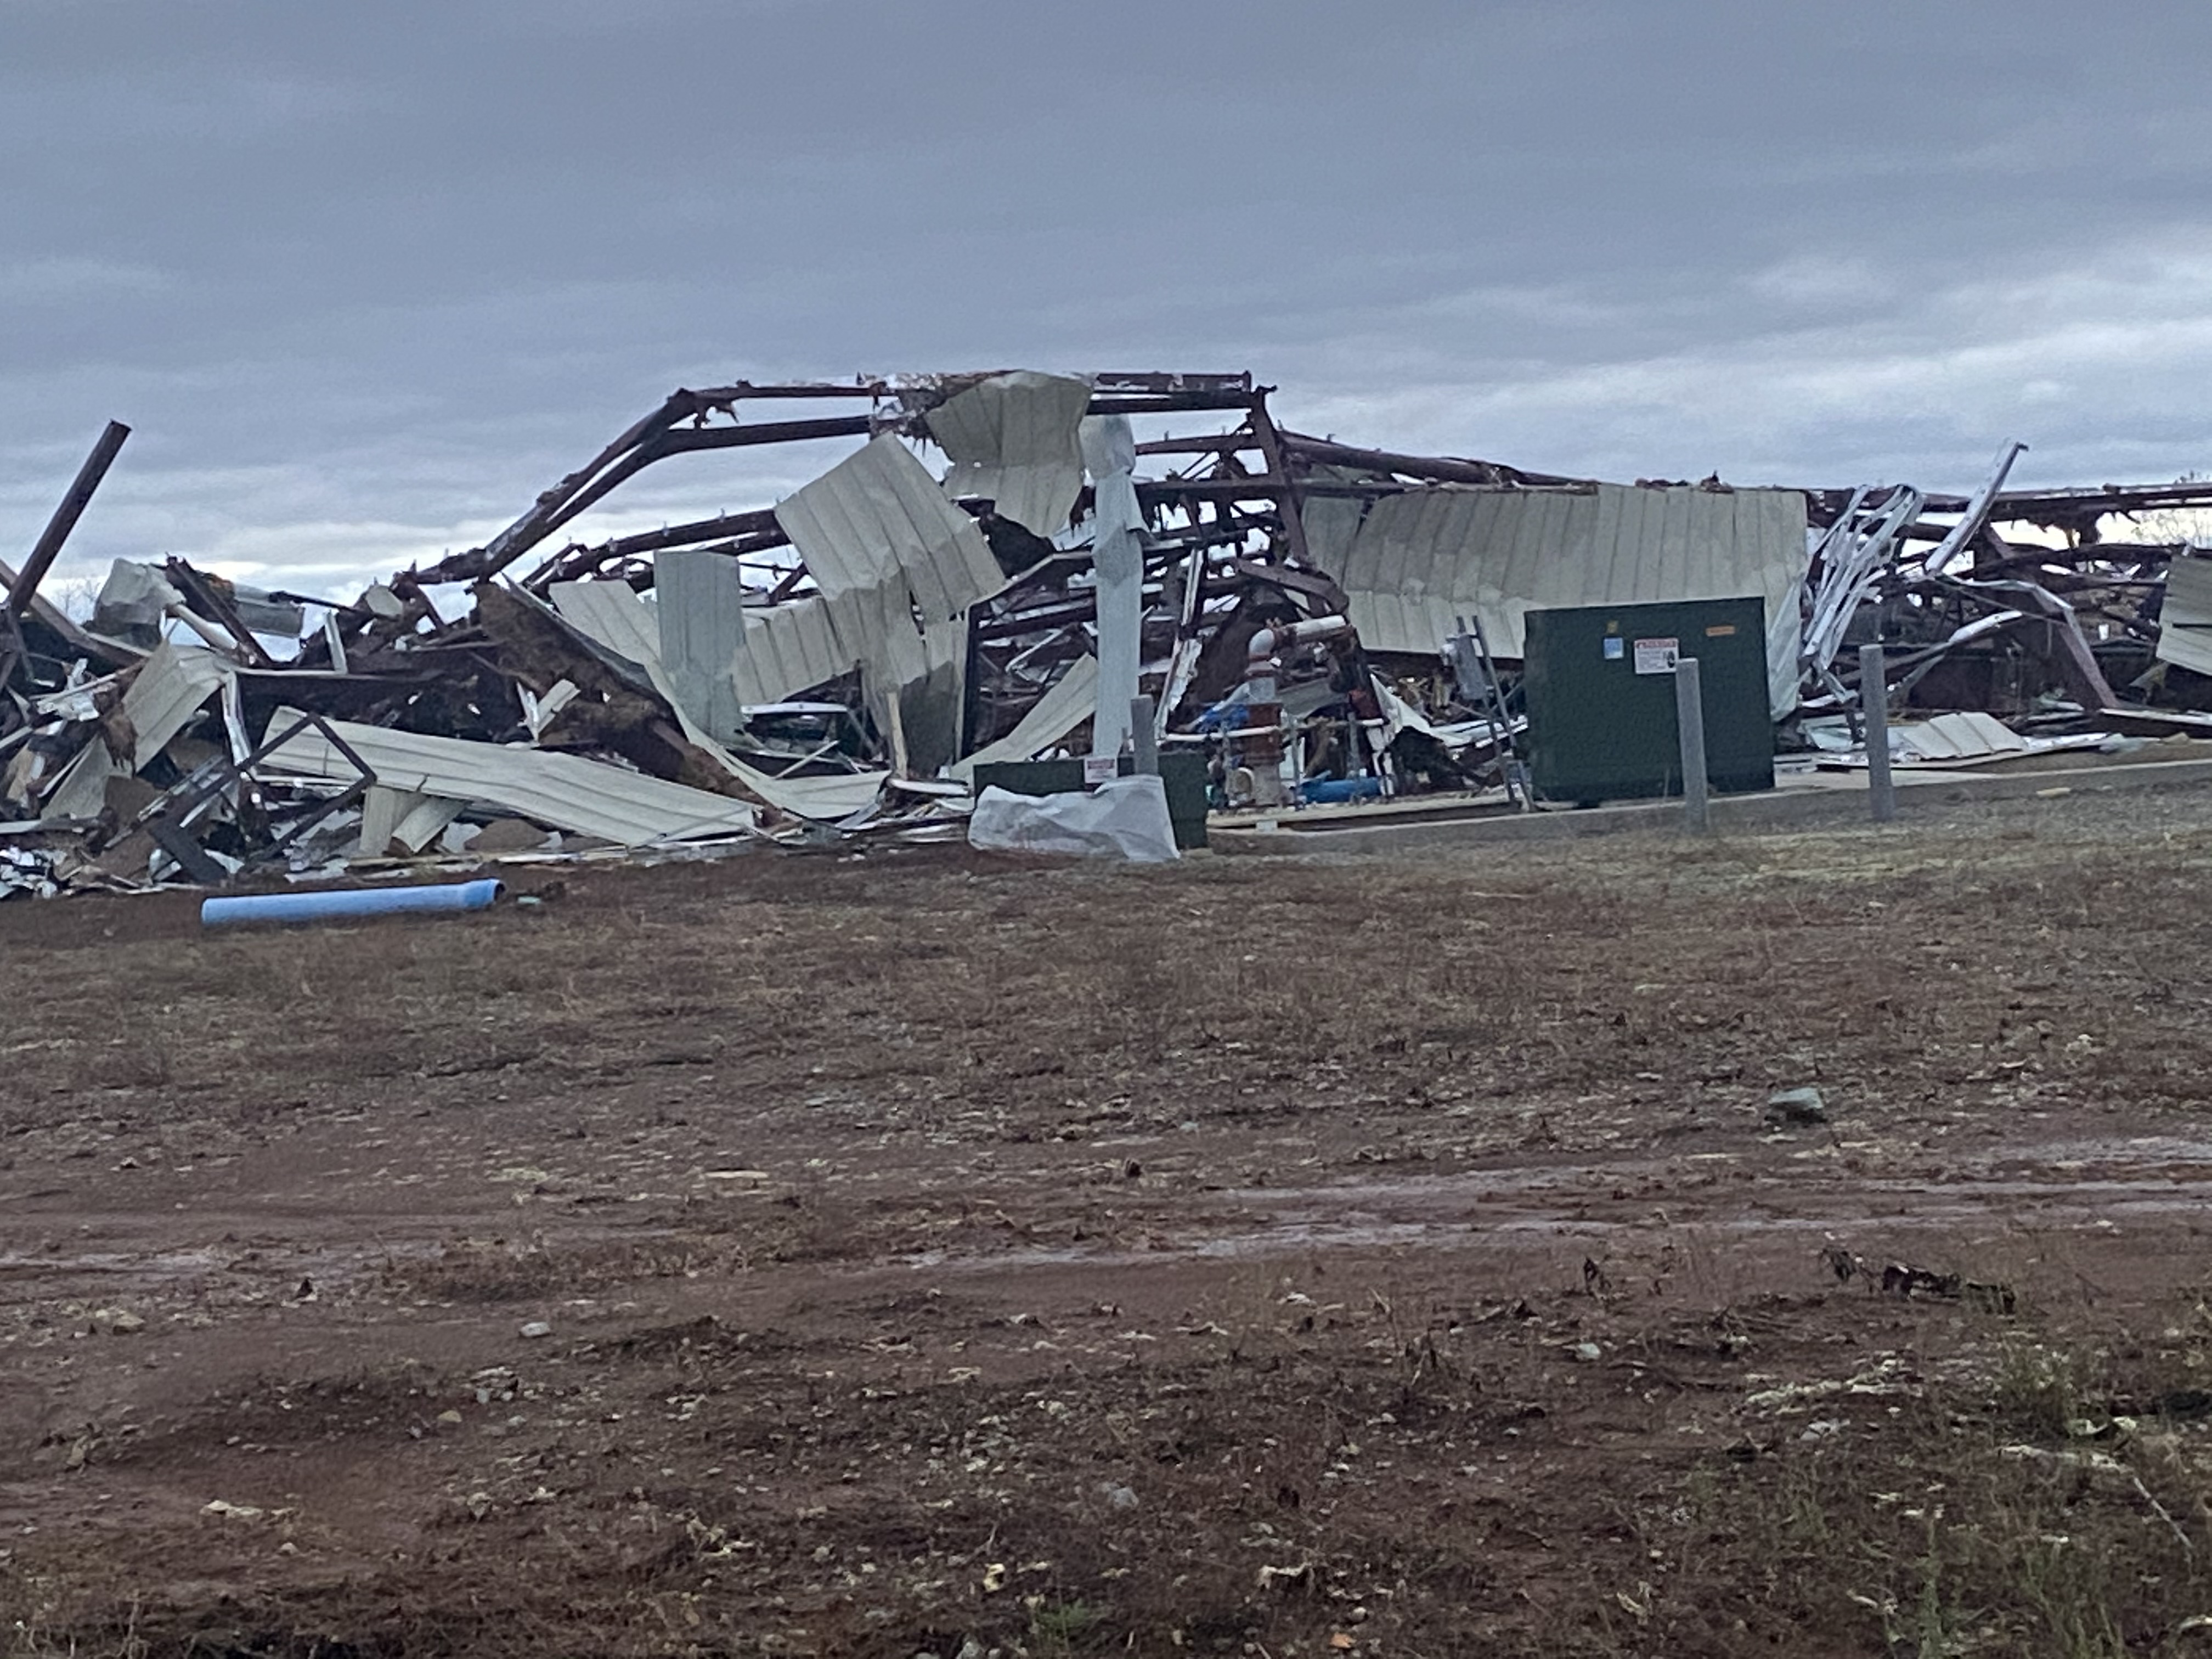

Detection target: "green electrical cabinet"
[1522, 597, 1774, 804]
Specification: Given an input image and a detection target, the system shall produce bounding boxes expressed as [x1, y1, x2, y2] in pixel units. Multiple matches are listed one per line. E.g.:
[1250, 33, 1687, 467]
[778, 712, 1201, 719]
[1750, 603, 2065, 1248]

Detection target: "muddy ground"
[7, 789, 2212, 1658]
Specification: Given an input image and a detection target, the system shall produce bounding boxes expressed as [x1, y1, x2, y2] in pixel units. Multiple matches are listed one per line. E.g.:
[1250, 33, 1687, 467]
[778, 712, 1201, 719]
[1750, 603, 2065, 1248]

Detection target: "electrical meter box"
[1522, 597, 1774, 804]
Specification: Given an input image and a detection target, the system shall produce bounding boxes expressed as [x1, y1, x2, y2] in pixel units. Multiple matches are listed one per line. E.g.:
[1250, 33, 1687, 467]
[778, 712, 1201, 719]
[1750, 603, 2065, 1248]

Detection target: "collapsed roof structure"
[4, 368, 2211, 897]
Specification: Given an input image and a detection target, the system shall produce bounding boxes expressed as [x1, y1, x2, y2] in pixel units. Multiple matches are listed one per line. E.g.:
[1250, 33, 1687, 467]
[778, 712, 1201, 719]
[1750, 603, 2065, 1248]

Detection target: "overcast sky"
[5, 0, 2211, 601]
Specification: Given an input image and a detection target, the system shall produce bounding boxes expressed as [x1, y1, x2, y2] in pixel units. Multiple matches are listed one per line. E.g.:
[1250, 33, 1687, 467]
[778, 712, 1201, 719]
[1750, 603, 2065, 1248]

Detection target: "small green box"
[1523, 597, 1774, 804]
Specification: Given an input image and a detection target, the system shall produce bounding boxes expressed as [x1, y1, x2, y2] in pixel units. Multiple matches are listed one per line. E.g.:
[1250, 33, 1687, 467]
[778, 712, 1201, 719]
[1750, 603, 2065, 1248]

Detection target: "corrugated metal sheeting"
[550, 580, 661, 676]
[926, 371, 1091, 537]
[43, 642, 230, 822]
[1322, 483, 1809, 715]
[2158, 555, 2212, 678]
[776, 435, 1005, 620]
[259, 711, 759, 846]
[736, 596, 849, 707]
[552, 573, 953, 756]
[544, 581, 890, 822]
[656, 549, 749, 741]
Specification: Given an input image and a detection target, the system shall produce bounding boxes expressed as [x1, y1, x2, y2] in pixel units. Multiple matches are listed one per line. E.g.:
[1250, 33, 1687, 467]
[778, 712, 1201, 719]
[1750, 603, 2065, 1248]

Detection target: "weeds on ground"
[1674, 1322, 2212, 1657]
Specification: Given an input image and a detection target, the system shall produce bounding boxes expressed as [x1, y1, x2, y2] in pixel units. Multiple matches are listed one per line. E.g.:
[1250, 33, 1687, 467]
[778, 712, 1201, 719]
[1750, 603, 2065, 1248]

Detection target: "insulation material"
[1327, 484, 1809, 716]
[927, 371, 1092, 537]
[775, 434, 1005, 619]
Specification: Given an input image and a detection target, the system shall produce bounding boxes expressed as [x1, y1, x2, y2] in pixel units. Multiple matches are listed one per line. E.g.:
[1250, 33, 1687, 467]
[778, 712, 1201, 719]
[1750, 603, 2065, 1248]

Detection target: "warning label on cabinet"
[1632, 637, 1680, 675]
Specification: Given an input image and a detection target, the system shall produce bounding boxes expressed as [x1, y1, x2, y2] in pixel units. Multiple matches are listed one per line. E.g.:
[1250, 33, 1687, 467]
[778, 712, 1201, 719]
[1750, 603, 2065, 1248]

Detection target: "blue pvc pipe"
[201, 878, 505, 929]
[1299, 776, 1385, 805]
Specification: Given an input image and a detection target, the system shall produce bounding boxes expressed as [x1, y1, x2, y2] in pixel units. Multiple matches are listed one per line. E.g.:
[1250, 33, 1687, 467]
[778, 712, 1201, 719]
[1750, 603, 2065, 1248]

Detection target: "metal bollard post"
[1130, 696, 1159, 775]
[1860, 645, 1895, 822]
[1674, 656, 1709, 834]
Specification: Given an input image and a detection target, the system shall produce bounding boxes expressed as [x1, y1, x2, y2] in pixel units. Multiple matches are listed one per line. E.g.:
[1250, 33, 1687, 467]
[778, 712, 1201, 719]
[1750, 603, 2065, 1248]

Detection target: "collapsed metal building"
[4, 368, 2212, 895]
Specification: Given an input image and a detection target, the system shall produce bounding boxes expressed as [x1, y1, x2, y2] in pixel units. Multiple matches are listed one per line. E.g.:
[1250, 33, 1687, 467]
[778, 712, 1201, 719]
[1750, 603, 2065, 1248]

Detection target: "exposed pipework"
[1235, 614, 1352, 806]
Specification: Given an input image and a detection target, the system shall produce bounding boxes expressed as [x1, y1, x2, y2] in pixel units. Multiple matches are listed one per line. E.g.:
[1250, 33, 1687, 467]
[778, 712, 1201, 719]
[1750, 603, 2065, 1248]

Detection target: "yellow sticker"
[1705, 623, 1737, 636]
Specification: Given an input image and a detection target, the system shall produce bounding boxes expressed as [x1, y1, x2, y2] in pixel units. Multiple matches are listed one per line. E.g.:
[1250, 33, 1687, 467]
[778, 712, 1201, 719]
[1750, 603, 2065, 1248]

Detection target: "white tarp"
[968, 774, 1179, 864]
[927, 371, 1092, 537]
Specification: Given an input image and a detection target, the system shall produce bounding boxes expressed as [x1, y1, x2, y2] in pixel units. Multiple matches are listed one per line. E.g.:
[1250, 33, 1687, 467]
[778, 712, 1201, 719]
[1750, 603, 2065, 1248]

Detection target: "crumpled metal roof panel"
[926, 370, 1091, 537]
[259, 710, 757, 846]
[775, 433, 1005, 620]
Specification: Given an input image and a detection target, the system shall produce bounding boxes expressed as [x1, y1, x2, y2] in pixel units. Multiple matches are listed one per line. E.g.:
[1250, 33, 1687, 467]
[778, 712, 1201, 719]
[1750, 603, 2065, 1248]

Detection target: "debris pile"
[5, 372, 2212, 897]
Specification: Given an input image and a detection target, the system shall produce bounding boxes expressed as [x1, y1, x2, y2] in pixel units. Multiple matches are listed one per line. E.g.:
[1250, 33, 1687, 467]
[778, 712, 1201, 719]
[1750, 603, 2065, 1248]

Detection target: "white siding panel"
[259, 712, 757, 845]
[776, 434, 1005, 620]
[926, 371, 1091, 537]
[1319, 483, 1809, 710]
[2158, 556, 2212, 678]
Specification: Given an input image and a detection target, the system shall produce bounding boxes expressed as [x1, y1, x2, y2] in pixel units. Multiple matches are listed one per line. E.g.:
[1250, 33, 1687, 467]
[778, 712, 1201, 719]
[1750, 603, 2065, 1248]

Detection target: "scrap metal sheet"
[549, 580, 661, 677]
[656, 549, 748, 741]
[539, 582, 890, 821]
[2158, 556, 2212, 679]
[926, 371, 1092, 537]
[42, 642, 230, 821]
[775, 434, 1005, 619]
[258, 711, 759, 846]
[734, 596, 851, 707]
[1328, 484, 1808, 715]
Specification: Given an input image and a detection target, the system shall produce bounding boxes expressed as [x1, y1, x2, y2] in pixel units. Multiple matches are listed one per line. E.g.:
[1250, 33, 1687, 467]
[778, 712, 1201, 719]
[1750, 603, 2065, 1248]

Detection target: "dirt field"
[8, 789, 2212, 1658]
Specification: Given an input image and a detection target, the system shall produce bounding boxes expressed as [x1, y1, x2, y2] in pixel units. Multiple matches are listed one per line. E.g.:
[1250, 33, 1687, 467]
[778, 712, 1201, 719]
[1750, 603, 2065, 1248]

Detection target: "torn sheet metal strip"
[1802, 484, 1922, 677]
[256, 710, 759, 847]
[1923, 442, 2027, 577]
